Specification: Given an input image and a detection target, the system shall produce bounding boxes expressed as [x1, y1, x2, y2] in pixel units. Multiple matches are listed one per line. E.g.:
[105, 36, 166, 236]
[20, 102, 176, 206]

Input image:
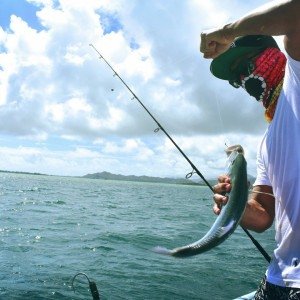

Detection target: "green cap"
[210, 35, 279, 80]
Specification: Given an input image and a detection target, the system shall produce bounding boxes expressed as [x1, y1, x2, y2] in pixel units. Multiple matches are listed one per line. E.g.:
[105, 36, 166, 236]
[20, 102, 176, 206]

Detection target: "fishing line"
[214, 91, 226, 135]
[90, 44, 271, 263]
[249, 190, 275, 198]
[213, 91, 231, 148]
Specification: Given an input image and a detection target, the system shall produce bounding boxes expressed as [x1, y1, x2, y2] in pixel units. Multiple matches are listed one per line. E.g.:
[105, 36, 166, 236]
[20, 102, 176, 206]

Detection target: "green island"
[0, 169, 213, 186]
[82, 171, 206, 185]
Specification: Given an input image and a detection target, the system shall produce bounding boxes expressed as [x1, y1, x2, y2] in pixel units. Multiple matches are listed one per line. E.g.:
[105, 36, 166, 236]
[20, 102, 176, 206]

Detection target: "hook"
[154, 127, 160, 133]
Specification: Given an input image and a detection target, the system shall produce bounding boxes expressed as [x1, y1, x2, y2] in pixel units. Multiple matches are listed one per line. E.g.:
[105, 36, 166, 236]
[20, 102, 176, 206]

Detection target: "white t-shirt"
[254, 54, 300, 288]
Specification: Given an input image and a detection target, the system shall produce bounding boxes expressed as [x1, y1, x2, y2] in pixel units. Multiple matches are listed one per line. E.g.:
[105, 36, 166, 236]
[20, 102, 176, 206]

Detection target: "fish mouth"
[225, 144, 244, 156]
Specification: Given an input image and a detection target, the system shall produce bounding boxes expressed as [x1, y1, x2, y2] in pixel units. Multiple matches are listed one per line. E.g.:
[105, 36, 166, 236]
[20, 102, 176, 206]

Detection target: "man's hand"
[213, 174, 231, 215]
[200, 25, 235, 59]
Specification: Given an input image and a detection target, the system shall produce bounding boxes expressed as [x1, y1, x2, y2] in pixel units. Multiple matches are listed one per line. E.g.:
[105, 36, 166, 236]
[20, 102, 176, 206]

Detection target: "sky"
[0, 0, 282, 179]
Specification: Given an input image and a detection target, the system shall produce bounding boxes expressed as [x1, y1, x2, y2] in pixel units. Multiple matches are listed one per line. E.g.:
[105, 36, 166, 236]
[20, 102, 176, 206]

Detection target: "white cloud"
[0, 0, 273, 178]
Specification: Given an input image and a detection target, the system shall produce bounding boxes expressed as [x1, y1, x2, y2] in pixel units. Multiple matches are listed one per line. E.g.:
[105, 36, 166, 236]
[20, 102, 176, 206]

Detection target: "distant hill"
[82, 171, 256, 187]
[0, 170, 46, 176]
[0, 169, 255, 187]
[82, 171, 208, 186]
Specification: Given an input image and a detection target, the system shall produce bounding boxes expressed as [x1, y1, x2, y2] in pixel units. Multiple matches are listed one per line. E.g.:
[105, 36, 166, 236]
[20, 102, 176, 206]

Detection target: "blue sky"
[0, 0, 43, 30]
[0, 0, 275, 178]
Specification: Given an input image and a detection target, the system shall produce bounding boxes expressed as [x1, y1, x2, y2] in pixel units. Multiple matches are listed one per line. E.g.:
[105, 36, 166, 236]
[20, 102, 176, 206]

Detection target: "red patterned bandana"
[240, 48, 286, 122]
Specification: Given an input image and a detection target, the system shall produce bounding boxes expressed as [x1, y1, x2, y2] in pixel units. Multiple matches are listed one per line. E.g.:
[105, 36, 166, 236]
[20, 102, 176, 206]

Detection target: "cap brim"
[210, 46, 262, 80]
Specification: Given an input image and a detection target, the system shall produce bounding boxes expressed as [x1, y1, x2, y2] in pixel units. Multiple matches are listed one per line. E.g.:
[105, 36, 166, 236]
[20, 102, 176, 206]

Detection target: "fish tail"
[152, 246, 173, 255]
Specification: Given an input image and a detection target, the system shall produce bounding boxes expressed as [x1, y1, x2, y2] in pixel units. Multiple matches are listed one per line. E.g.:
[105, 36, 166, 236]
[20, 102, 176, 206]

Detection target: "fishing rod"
[89, 43, 213, 190]
[89, 44, 271, 263]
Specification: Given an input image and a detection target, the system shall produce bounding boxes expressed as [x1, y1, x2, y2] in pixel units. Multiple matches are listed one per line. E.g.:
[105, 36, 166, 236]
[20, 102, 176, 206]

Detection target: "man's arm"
[213, 178, 275, 233]
[240, 185, 275, 233]
[200, 0, 300, 60]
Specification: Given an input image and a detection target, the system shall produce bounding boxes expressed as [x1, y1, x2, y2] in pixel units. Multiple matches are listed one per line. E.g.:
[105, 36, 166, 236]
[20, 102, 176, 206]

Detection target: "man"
[200, 0, 300, 299]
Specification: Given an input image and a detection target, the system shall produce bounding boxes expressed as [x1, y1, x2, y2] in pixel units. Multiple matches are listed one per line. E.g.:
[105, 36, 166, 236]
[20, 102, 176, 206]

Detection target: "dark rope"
[72, 272, 100, 300]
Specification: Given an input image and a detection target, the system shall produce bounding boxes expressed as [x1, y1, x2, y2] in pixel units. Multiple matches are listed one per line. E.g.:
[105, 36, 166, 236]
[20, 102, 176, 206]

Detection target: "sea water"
[0, 172, 275, 300]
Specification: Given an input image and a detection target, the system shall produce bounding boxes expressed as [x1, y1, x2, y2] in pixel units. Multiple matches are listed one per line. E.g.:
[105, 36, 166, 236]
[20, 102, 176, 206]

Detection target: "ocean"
[0, 172, 275, 300]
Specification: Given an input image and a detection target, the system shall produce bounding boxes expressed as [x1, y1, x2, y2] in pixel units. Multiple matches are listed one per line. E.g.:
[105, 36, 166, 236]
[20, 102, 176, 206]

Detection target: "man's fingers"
[200, 33, 216, 54]
[213, 203, 221, 215]
[213, 193, 228, 206]
[217, 174, 231, 183]
[200, 33, 206, 53]
[213, 194, 228, 215]
[213, 182, 231, 194]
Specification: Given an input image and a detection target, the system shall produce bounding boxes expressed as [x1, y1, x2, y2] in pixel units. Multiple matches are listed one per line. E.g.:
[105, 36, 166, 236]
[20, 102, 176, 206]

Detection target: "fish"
[153, 145, 248, 258]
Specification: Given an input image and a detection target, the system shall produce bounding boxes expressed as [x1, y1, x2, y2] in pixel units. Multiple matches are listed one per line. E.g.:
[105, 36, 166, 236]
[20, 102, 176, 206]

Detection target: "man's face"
[228, 50, 262, 89]
[227, 47, 286, 108]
